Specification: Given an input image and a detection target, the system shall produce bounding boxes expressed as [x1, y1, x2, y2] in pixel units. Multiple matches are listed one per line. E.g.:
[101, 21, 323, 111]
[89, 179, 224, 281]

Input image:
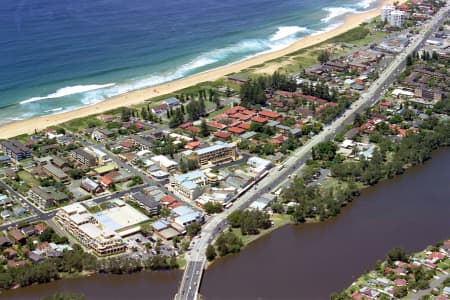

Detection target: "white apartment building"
[390, 10, 406, 27]
[55, 203, 125, 256]
[381, 5, 395, 22]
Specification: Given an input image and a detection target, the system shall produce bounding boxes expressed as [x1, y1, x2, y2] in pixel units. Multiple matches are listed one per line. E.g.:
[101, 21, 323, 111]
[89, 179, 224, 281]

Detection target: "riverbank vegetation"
[0, 243, 178, 290]
[333, 238, 450, 299]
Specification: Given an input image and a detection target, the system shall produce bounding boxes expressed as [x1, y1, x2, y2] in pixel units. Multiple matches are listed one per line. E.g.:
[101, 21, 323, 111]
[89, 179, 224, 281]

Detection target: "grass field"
[17, 170, 40, 187]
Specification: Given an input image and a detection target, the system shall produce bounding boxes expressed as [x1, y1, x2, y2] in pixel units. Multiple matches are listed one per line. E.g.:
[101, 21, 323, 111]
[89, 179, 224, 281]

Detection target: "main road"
[174, 5, 450, 300]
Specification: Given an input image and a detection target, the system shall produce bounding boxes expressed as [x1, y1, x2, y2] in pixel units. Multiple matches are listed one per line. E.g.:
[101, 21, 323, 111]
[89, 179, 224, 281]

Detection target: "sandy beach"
[0, 0, 400, 139]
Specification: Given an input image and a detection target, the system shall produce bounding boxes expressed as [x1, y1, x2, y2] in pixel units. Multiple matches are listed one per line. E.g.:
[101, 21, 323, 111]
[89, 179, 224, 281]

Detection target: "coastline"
[0, 0, 399, 139]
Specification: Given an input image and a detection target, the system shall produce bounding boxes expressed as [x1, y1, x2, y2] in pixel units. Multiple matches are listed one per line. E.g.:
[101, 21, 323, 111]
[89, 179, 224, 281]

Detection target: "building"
[170, 170, 208, 200]
[151, 155, 178, 172]
[84, 147, 110, 165]
[56, 203, 125, 256]
[247, 157, 272, 170]
[130, 192, 161, 215]
[172, 206, 204, 228]
[196, 188, 235, 207]
[381, 5, 395, 22]
[28, 186, 68, 209]
[70, 148, 97, 167]
[163, 97, 180, 107]
[80, 178, 104, 194]
[43, 163, 70, 183]
[389, 10, 406, 27]
[0, 140, 31, 162]
[181, 141, 238, 167]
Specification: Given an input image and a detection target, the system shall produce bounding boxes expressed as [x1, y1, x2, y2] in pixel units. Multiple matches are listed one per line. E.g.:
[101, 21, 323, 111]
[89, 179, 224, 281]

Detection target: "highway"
[174, 6, 450, 300]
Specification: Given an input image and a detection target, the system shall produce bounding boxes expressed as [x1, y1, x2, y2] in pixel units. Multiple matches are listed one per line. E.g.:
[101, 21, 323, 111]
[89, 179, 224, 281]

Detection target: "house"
[206, 121, 227, 131]
[151, 103, 169, 115]
[251, 116, 268, 124]
[97, 114, 115, 122]
[0, 236, 11, 247]
[214, 131, 232, 140]
[185, 141, 201, 150]
[34, 224, 47, 235]
[21, 225, 35, 237]
[228, 127, 246, 135]
[80, 178, 104, 194]
[7, 260, 27, 268]
[28, 252, 44, 263]
[259, 110, 281, 119]
[0, 210, 12, 220]
[91, 128, 114, 142]
[8, 229, 25, 244]
[3, 248, 17, 259]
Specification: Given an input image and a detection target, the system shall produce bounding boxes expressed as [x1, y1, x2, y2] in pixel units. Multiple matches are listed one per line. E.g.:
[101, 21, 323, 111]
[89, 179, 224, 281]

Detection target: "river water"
[2, 149, 449, 300]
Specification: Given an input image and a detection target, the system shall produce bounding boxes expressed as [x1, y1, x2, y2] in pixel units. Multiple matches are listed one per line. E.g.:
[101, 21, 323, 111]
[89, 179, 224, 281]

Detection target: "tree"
[318, 50, 330, 64]
[41, 292, 86, 300]
[386, 247, 407, 265]
[205, 244, 217, 261]
[200, 119, 209, 137]
[215, 231, 243, 256]
[203, 202, 223, 214]
[186, 222, 201, 238]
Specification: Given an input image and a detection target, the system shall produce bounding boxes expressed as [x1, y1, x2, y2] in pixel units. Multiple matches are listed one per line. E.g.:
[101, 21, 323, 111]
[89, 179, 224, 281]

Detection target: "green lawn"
[17, 170, 40, 187]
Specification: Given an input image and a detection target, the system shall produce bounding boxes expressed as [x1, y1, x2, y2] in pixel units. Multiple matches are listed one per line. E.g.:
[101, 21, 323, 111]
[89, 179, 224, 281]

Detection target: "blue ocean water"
[0, 0, 380, 123]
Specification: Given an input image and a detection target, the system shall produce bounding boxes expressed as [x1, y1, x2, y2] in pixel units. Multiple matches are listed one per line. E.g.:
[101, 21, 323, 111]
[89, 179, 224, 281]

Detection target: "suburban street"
[174, 6, 450, 299]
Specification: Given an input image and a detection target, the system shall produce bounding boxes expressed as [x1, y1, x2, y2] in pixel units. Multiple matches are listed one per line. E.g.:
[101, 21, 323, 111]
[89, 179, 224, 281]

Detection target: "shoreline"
[0, 0, 399, 139]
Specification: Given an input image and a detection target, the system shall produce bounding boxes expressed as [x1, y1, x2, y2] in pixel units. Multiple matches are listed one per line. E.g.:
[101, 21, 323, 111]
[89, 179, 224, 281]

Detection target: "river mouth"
[2, 149, 449, 300]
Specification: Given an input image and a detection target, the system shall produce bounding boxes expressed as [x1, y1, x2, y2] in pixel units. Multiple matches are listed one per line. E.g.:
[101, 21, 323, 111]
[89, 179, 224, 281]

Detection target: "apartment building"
[56, 203, 125, 256]
[181, 141, 237, 167]
[170, 170, 208, 200]
[28, 186, 68, 209]
[0, 140, 31, 162]
[70, 148, 97, 167]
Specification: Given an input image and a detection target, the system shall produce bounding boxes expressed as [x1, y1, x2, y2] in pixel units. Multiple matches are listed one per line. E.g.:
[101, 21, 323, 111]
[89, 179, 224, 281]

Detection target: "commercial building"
[170, 170, 208, 200]
[56, 203, 125, 256]
[151, 155, 178, 172]
[172, 206, 204, 228]
[70, 148, 97, 167]
[0, 140, 31, 162]
[28, 186, 68, 209]
[195, 188, 235, 207]
[181, 141, 238, 167]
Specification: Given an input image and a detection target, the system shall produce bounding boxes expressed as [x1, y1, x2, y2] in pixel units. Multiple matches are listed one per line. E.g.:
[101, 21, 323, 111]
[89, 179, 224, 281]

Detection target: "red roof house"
[259, 110, 281, 119]
[228, 127, 245, 135]
[214, 131, 232, 140]
[251, 116, 268, 124]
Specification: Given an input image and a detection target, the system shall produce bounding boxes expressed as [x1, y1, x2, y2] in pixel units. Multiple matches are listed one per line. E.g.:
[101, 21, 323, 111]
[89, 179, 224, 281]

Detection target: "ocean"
[0, 0, 380, 124]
